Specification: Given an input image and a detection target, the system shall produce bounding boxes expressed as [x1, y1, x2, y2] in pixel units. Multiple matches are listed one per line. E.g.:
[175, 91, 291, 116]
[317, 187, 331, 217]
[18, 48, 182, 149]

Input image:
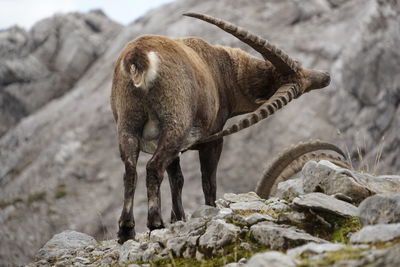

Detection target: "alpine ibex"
[111, 13, 331, 244]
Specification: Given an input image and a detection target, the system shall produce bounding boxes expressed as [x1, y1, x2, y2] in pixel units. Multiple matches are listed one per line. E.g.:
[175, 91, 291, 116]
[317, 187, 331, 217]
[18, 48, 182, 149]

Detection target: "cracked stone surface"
[293, 192, 358, 217]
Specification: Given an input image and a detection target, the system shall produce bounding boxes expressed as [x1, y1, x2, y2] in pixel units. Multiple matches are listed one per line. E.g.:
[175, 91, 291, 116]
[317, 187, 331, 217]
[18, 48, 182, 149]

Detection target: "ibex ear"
[130, 65, 145, 88]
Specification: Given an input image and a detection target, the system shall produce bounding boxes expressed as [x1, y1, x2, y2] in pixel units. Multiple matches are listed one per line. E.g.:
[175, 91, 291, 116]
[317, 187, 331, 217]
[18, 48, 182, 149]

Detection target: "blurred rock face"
[0, 0, 399, 265]
[0, 10, 122, 136]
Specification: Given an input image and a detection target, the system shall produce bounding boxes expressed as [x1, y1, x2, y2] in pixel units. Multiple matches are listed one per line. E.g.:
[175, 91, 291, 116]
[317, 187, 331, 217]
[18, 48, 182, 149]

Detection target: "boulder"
[149, 228, 174, 246]
[287, 242, 344, 257]
[198, 219, 241, 255]
[191, 205, 220, 219]
[223, 192, 261, 203]
[302, 161, 400, 203]
[118, 240, 143, 264]
[240, 213, 275, 226]
[364, 244, 400, 267]
[0, 11, 122, 137]
[166, 236, 189, 257]
[230, 201, 270, 215]
[293, 192, 358, 217]
[350, 223, 400, 244]
[357, 194, 400, 226]
[275, 178, 304, 199]
[35, 230, 96, 261]
[169, 217, 208, 237]
[264, 198, 291, 212]
[250, 222, 327, 250]
[245, 251, 296, 267]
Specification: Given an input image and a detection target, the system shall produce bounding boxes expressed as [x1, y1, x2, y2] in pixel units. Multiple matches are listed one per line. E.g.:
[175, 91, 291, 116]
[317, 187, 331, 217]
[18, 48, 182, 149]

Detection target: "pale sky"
[0, 0, 174, 30]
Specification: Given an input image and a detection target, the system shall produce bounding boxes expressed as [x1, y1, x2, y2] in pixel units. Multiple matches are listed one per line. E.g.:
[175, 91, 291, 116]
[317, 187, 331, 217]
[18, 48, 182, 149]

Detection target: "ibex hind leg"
[146, 128, 188, 230]
[117, 133, 140, 244]
[198, 139, 223, 206]
[167, 157, 186, 223]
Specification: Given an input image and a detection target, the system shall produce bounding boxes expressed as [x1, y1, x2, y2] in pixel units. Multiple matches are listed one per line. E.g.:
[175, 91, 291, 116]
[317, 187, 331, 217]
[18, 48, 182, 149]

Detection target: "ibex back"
[110, 13, 330, 244]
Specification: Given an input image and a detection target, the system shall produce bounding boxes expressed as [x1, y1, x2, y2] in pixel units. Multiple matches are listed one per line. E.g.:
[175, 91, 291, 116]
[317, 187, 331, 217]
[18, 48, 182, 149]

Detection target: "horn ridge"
[197, 84, 300, 144]
[255, 140, 347, 198]
[183, 12, 298, 74]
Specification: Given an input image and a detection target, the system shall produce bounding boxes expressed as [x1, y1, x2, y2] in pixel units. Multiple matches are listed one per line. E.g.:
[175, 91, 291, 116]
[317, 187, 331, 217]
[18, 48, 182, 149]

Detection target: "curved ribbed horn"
[197, 83, 300, 144]
[183, 12, 298, 74]
[255, 140, 347, 199]
[268, 153, 351, 197]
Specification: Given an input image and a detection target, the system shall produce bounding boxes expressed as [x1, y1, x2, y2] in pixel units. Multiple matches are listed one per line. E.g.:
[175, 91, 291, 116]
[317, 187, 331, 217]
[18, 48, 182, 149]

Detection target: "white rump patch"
[120, 59, 128, 74]
[141, 51, 159, 90]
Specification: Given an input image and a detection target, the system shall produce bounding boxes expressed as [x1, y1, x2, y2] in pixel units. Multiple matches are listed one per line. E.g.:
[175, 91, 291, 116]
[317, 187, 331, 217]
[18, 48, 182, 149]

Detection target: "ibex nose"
[321, 71, 330, 87]
[304, 69, 331, 91]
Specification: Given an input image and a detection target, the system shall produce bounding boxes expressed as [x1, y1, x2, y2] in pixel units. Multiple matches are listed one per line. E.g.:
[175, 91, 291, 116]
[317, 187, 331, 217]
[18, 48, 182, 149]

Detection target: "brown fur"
[111, 15, 330, 244]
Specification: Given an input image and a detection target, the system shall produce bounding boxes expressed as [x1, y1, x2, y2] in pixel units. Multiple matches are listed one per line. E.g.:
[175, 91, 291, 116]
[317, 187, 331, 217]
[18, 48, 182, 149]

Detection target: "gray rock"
[149, 228, 174, 246]
[0, 11, 122, 137]
[198, 219, 241, 255]
[223, 192, 261, 203]
[36, 230, 96, 261]
[230, 201, 270, 214]
[224, 263, 244, 267]
[216, 208, 234, 219]
[293, 192, 358, 217]
[365, 244, 400, 267]
[166, 236, 188, 257]
[103, 249, 120, 261]
[191, 205, 220, 219]
[245, 251, 296, 267]
[350, 223, 400, 244]
[302, 161, 400, 204]
[73, 257, 90, 264]
[242, 213, 275, 225]
[169, 217, 208, 237]
[216, 198, 231, 209]
[141, 242, 162, 262]
[97, 239, 118, 251]
[275, 178, 304, 199]
[250, 222, 327, 250]
[265, 198, 291, 212]
[358, 194, 400, 226]
[182, 235, 201, 258]
[135, 231, 150, 243]
[287, 242, 344, 257]
[277, 211, 307, 225]
[117, 240, 144, 264]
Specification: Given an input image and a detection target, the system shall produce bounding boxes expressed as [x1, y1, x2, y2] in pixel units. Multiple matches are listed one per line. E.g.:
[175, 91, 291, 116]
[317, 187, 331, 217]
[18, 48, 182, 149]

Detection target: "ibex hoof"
[147, 220, 164, 231]
[117, 225, 135, 244]
[147, 221, 165, 231]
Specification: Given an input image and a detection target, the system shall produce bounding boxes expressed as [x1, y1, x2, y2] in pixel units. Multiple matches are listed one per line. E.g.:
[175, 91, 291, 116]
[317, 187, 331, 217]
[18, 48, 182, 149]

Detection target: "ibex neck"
[227, 48, 280, 116]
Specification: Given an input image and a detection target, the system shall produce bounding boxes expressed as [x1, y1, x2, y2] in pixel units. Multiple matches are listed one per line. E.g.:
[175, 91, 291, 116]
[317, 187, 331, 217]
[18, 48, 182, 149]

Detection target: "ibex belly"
[140, 116, 202, 154]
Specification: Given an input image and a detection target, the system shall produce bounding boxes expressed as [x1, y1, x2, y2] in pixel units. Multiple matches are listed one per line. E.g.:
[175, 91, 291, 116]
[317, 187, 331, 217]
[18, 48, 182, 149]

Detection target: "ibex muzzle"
[111, 13, 331, 244]
[301, 69, 331, 92]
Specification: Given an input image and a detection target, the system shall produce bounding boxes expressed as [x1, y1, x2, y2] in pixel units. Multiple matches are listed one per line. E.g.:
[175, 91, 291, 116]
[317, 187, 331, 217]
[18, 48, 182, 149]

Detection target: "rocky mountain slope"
[0, 0, 399, 265]
[0, 10, 122, 137]
[28, 162, 400, 266]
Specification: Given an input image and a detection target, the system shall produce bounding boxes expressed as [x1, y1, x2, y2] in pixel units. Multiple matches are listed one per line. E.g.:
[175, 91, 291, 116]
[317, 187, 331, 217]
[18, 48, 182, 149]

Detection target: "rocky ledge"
[28, 161, 400, 267]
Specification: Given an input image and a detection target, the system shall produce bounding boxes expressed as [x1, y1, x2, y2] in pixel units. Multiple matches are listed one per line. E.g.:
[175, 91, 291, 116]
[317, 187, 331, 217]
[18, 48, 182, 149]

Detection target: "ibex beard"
[110, 13, 330, 244]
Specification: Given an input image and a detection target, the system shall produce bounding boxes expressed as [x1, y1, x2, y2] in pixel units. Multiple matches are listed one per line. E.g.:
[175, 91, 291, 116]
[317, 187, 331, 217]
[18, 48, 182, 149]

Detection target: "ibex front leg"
[146, 128, 187, 230]
[117, 132, 140, 244]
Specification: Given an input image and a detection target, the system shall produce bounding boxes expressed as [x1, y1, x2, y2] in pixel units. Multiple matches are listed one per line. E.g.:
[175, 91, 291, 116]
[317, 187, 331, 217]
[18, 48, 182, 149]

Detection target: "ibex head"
[298, 67, 330, 92]
[184, 13, 330, 93]
[183, 13, 331, 143]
